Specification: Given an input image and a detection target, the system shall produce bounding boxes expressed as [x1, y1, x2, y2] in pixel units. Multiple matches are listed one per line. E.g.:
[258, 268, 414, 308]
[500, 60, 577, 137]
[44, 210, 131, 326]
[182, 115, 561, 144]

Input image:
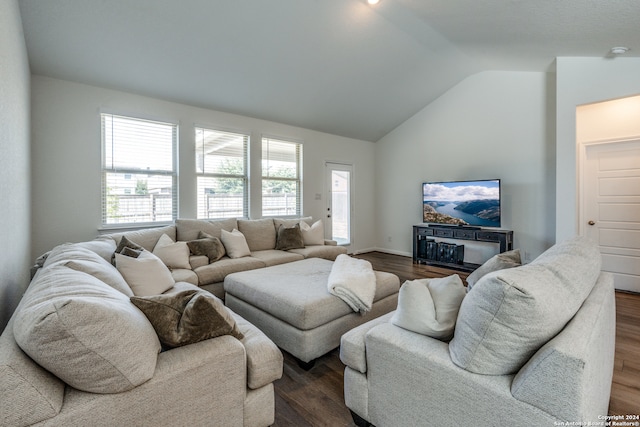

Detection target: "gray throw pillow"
[112, 235, 144, 265]
[275, 223, 305, 250]
[130, 289, 244, 349]
[187, 231, 226, 263]
[466, 249, 521, 291]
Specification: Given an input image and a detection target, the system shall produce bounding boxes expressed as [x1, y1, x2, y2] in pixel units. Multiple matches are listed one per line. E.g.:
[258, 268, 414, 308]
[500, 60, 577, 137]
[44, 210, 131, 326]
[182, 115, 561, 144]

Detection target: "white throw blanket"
[327, 254, 376, 313]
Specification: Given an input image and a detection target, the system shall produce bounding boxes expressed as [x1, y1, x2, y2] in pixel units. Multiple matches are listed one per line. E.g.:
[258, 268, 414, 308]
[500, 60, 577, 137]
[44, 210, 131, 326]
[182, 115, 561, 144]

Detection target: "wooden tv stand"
[412, 225, 513, 272]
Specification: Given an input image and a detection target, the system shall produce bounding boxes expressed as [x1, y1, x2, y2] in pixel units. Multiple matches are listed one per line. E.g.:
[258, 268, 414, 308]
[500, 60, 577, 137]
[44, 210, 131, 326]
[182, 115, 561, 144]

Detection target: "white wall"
[0, 0, 31, 331]
[577, 95, 640, 144]
[31, 76, 377, 259]
[374, 71, 556, 263]
[556, 57, 640, 241]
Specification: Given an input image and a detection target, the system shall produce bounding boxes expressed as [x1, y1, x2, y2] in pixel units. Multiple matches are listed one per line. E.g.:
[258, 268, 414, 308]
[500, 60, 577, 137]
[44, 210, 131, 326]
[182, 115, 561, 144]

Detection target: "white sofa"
[340, 236, 616, 427]
[1, 239, 283, 426]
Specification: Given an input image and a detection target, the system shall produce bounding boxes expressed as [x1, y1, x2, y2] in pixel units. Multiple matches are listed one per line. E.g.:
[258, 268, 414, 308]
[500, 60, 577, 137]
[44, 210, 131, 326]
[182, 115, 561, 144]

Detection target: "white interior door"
[582, 139, 640, 292]
[325, 162, 352, 246]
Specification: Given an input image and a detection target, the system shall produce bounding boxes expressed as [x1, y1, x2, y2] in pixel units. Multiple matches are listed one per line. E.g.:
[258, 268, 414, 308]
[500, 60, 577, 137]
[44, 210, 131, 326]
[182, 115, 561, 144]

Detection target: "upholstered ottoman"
[224, 258, 400, 366]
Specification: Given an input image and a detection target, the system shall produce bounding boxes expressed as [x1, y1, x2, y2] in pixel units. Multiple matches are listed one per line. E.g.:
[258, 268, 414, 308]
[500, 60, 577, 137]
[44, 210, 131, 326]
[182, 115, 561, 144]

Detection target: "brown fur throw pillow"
[187, 231, 226, 263]
[130, 289, 244, 349]
[275, 223, 305, 251]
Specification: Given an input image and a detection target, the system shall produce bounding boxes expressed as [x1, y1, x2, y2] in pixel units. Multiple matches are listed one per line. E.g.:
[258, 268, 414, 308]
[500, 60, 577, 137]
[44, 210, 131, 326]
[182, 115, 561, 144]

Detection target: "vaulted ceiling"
[18, 0, 640, 141]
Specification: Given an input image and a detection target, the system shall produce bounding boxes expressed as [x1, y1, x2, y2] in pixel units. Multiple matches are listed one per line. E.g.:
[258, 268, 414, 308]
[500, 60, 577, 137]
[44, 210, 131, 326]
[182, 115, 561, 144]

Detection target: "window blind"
[101, 113, 177, 226]
[262, 137, 302, 217]
[195, 127, 249, 219]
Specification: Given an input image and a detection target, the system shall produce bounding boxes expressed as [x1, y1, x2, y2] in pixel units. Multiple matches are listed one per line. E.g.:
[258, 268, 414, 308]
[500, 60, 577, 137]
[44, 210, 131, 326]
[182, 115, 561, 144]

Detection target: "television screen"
[422, 179, 501, 228]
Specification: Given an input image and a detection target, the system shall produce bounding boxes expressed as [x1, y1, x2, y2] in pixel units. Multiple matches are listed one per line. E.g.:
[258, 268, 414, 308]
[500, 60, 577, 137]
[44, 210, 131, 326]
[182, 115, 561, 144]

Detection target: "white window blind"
[101, 113, 177, 226]
[262, 137, 302, 217]
[195, 127, 249, 219]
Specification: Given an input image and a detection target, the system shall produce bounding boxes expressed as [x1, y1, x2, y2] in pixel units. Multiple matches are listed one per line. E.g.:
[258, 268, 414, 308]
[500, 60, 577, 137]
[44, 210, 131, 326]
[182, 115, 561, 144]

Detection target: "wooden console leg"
[296, 358, 316, 370]
[350, 410, 372, 427]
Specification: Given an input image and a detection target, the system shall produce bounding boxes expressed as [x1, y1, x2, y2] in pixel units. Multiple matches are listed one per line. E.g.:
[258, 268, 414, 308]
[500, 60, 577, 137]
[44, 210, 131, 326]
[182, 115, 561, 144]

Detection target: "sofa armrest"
[54, 335, 247, 426]
[361, 323, 558, 426]
[340, 312, 395, 373]
[233, 311, 283, 390]
[511, 273, 616, 422]
[324, 239, 338, 246]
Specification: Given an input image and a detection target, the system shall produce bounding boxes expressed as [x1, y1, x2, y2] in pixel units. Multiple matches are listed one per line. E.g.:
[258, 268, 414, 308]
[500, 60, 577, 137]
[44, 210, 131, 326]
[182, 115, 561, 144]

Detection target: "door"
[325, 162, 352, 246]
[582, 139, 640, 292]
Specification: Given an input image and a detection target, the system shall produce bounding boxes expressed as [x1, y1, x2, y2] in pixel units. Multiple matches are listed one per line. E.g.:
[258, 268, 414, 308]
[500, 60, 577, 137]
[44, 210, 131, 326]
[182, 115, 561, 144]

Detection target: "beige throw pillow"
[391, 275, 466, 340]
[152, 233, 191, 270]
[221, 228, 251, 258]
[466, 249, 521, 291]
[130, 289, 244, 349]
[115, 250, 175, 296]
[300, 219, 324, 245]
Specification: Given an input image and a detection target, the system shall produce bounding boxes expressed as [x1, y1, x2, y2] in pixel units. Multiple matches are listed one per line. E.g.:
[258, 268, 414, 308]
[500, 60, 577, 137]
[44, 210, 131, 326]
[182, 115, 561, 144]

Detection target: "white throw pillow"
[220, 228, 251, 258]
[115, 250, 175, 296]
[152, 233, 191, 269]
[300, 220, 325, 245]
[391, 275, 466, 340]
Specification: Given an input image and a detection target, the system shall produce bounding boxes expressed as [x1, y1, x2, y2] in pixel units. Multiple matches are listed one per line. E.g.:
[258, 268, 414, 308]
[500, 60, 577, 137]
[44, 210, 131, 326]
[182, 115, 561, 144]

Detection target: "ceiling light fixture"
[610, 46, 629, 55]
[367, 0, 380, 5]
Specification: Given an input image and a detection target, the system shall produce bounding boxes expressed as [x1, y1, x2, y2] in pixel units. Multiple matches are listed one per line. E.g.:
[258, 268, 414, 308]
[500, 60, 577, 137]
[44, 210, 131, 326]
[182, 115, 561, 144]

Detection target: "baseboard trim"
[351, 247, 412, 258]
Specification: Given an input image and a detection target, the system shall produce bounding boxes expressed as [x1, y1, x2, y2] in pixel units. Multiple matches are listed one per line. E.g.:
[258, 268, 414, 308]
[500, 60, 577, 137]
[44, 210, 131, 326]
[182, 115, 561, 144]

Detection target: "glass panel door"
[326, 162, 352, 246]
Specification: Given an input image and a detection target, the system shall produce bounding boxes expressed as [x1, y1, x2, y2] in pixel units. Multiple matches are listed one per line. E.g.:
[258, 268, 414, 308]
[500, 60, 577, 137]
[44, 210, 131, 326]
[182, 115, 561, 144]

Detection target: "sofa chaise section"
[2, 242, 283, 427]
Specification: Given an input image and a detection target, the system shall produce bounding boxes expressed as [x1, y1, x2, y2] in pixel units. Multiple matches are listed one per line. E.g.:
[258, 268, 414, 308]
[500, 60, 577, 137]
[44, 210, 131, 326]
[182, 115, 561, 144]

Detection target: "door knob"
[588, 220, 596, 226]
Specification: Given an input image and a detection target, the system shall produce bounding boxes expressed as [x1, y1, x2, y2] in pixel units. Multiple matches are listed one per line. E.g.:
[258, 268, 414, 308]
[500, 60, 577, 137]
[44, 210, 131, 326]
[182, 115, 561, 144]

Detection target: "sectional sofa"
[1, 216, 345, 426]
[105, 217, 347, 299]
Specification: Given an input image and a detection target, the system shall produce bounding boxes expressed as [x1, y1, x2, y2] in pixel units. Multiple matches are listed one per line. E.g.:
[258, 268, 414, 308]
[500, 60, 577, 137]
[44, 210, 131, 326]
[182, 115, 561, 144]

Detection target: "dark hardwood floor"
[272, 252, 640, 426]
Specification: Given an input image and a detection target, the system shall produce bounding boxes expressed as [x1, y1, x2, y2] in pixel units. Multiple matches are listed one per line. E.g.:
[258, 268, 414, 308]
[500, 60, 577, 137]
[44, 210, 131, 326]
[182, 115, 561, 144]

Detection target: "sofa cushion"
[237, 218, 277, 251]
[171, 269, 199, 286]
[250, 250, 305, 267]
[1, 317, 65, 426]
[131, 289, 244, 349]
[300, 220, 325, 245]
[449, 236, 602, 375]
[152, 234, 191, 270]
[221, 229, 252, 258]
[273, 216, 313, 230]
[275, 223, 305, 250]
[466, 249, 521, 291]
[175, 218, 238, 241]
[13, 264, 161, 393]
[75, 236, 117, 262]
[187, 231, 226, 262]
[65, 257, 133, 297]
[41, 242, 133, 297]
[195, 256, 267, 285]
[391, 275, 466, 340]
[289, 244, 347, 260]
[232, 313, 284, 390]
[110, 225, 177, 251]
[115, 250, 175, 296]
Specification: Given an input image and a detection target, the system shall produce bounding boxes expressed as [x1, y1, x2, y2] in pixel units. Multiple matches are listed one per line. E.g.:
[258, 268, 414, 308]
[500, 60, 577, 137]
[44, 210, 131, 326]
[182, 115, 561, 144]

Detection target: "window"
[101, 113, 177, 226]
[262, 137, 302, 217]
[195, 127, 249, 218]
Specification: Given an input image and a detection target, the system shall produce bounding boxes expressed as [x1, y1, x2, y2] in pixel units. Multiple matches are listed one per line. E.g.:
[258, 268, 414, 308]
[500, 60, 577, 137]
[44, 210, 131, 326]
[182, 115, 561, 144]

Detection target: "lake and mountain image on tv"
[422, 180, 501, 227]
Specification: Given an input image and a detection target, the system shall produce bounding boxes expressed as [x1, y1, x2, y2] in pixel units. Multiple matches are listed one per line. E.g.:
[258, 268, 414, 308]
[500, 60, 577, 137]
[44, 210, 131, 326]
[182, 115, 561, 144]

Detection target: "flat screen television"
[422, 179, 501, 228]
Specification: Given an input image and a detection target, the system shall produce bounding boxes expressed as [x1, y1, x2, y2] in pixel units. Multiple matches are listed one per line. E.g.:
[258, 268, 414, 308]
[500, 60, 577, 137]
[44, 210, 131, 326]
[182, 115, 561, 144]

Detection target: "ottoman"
[224, 258, 400, 366]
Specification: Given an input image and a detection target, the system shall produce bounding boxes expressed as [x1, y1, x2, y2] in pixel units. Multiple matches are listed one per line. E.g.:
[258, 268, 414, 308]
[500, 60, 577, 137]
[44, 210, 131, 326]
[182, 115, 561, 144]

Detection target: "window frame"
[100, 112, 178, 229]
[261, 136, 303, 217]
[195, 126, 249, 219]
